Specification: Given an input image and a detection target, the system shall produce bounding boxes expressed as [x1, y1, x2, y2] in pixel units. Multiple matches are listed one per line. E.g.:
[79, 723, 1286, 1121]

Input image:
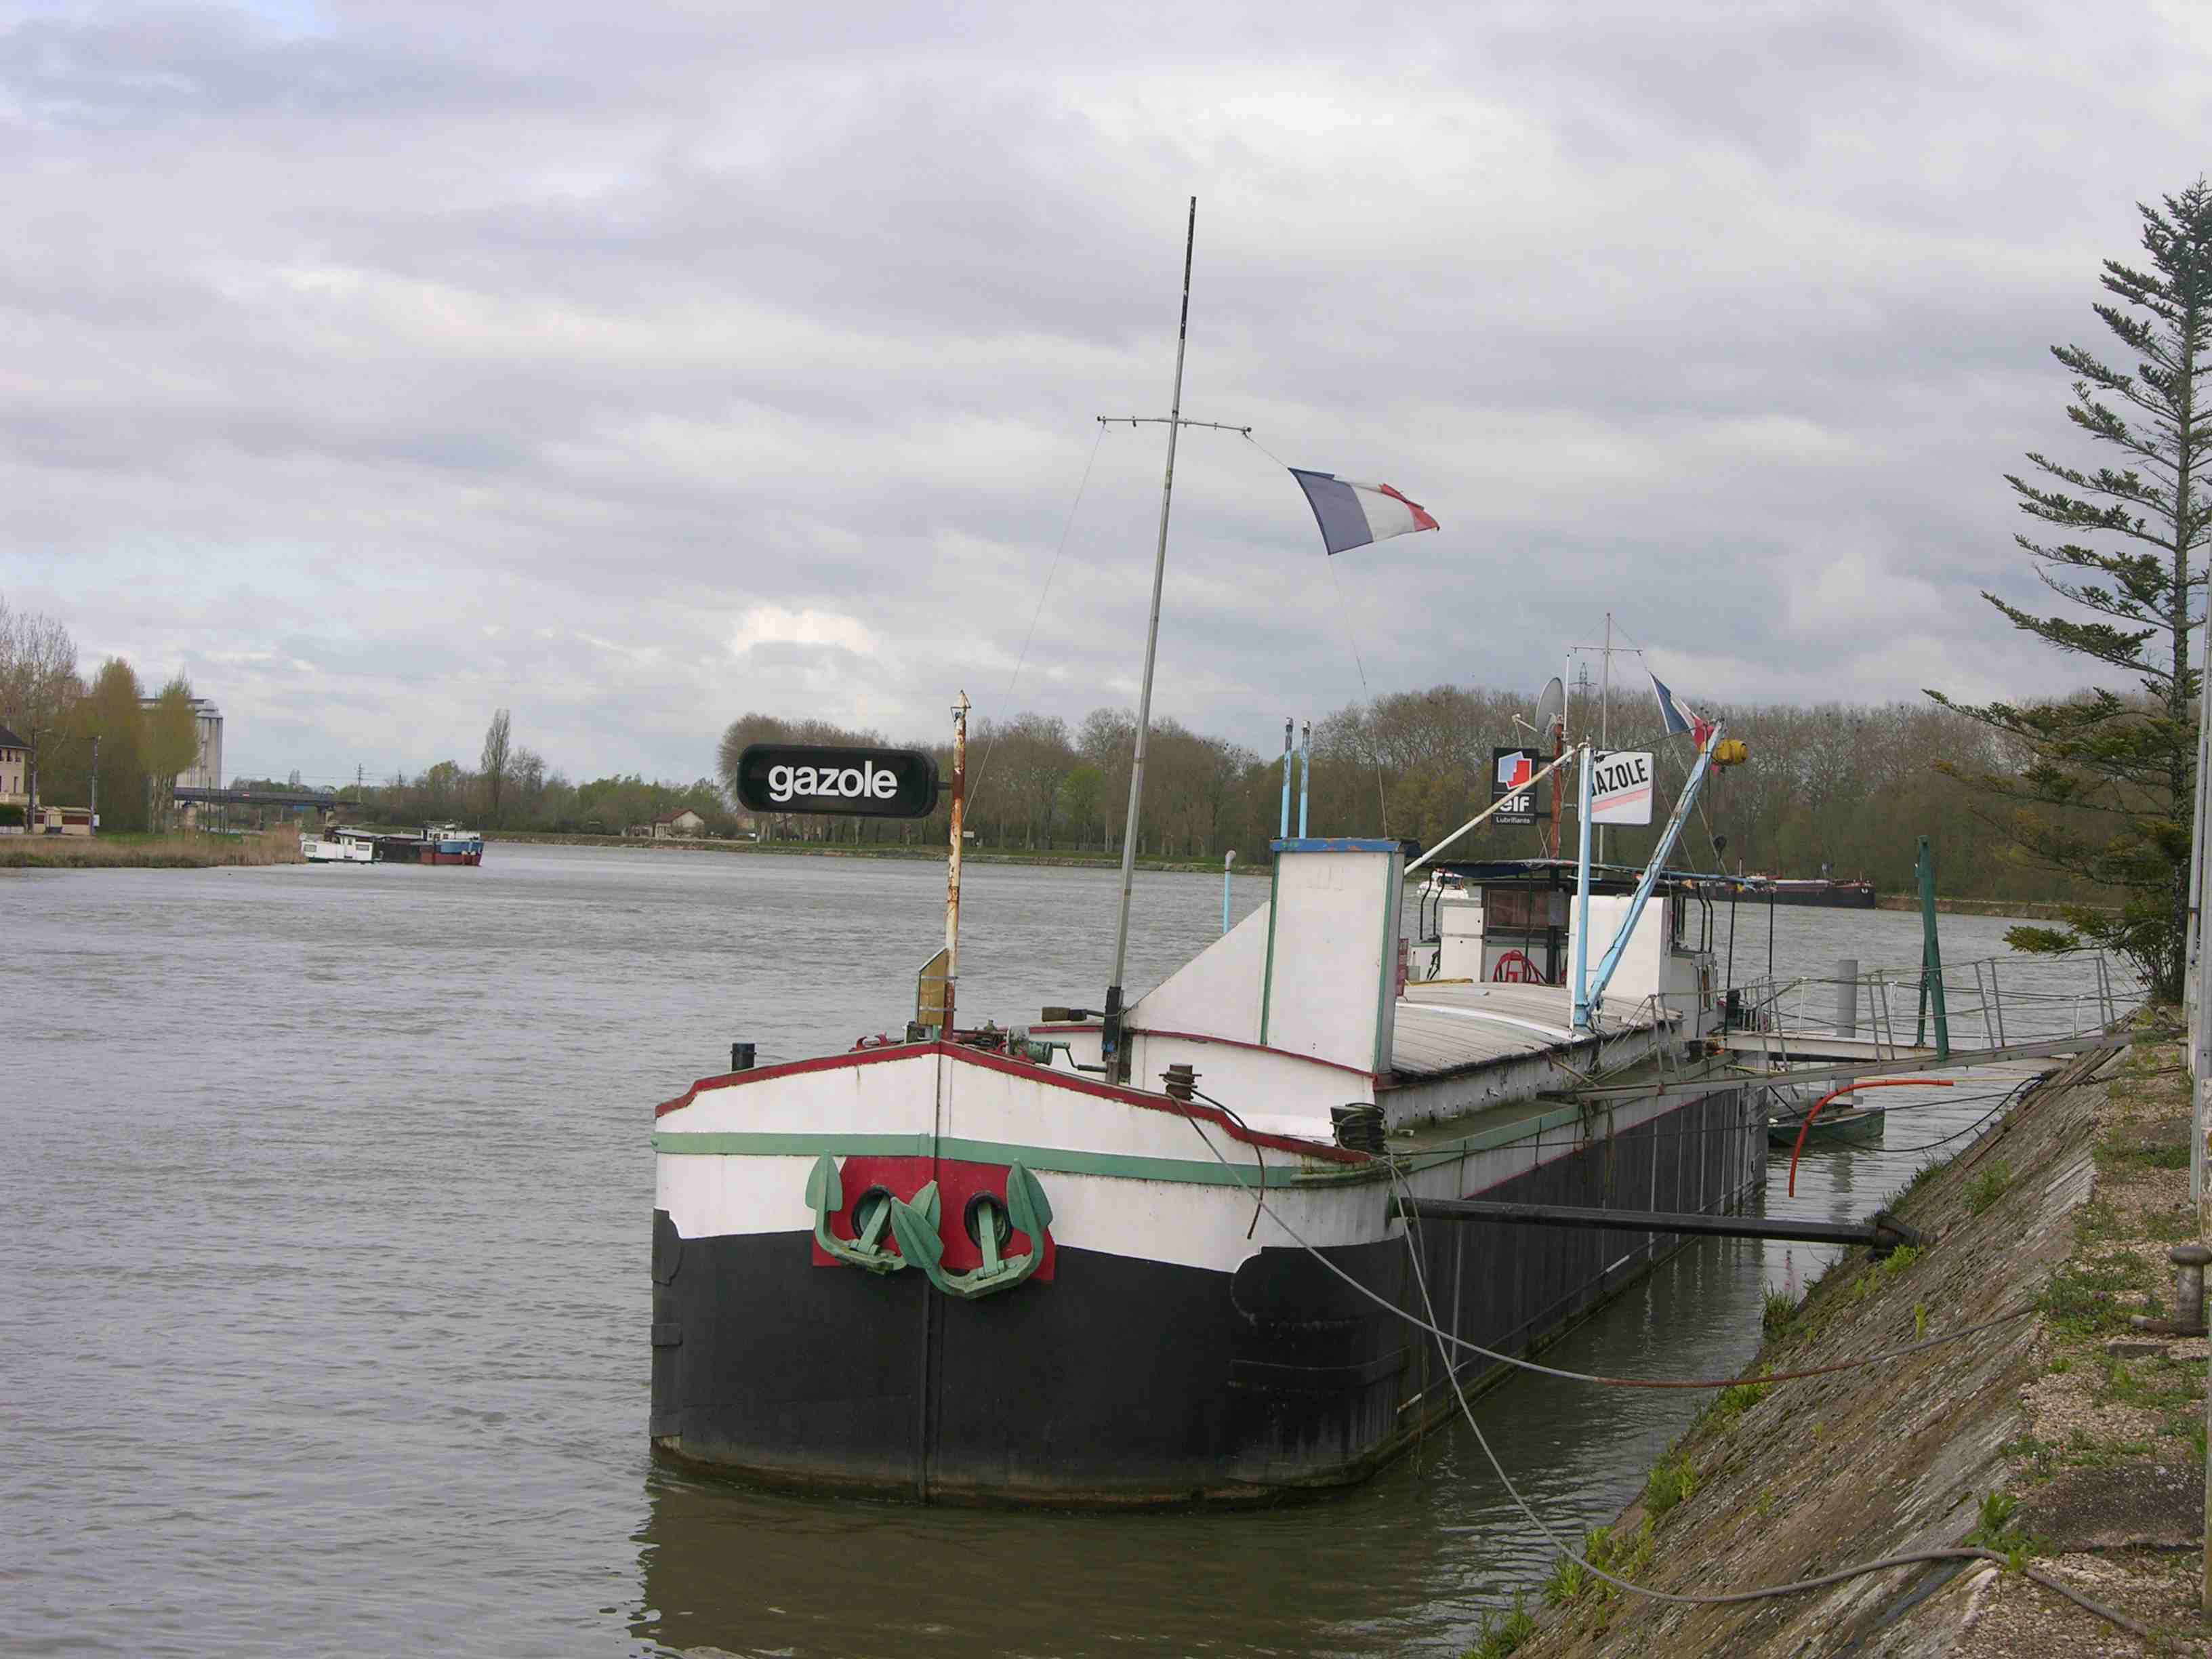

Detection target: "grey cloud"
[0, 0, 2201, 787]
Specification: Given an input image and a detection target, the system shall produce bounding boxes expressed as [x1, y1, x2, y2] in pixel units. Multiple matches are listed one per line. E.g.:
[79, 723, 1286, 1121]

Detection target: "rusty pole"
[943, 691, 970, 1037]
[1549, 704, 1564, 859]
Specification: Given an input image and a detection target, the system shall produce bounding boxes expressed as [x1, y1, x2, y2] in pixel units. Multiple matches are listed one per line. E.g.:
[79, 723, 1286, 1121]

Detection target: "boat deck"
[1390, 981, 1660, 1079]
[1389, 1085, 1576, 1157]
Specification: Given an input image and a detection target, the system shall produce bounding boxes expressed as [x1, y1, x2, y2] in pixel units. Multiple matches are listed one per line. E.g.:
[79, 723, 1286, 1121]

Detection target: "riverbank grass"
[0, 828, 302, 868]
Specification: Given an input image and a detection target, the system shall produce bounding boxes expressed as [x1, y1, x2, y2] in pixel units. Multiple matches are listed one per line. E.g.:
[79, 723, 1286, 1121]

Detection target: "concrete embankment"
[1872, 893, 2096, 920]
[1498, 1033, 2208, 1658]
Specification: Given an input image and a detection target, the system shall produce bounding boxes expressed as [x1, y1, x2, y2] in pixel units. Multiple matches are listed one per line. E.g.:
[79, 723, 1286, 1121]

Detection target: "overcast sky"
[3, 0, 2207, 787]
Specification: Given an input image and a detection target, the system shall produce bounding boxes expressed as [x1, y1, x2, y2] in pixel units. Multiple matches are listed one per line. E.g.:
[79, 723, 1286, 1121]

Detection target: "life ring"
[1492, 949, 1536, 983]
[852, 1031, 897, 1050]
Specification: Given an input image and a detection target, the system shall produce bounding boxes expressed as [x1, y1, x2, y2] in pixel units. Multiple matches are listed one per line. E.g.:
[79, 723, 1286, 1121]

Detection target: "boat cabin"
[1414, 858, 1716, 1017]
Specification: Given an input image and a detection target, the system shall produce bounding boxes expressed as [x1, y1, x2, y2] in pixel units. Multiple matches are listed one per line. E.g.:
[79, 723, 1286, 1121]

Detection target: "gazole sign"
[734, 743, 941, 819]
[1589, 750, 1655, 826]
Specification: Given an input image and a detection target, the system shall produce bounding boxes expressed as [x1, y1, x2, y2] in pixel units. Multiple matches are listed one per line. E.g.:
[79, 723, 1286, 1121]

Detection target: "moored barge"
[649, 839, 1763, 1504]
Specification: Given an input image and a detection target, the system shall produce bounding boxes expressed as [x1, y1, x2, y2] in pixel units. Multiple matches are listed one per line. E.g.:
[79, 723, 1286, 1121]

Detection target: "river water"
[1, 846, 2122, 1657]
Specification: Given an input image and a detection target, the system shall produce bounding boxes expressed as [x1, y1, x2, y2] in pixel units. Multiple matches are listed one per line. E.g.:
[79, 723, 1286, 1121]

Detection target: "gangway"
[1715, 951, 2124, 1066]
[1574, 1031, 2130, 1110]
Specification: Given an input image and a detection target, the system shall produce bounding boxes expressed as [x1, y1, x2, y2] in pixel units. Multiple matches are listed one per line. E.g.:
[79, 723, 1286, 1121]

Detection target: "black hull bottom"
[651, 1093, 1759, 1505]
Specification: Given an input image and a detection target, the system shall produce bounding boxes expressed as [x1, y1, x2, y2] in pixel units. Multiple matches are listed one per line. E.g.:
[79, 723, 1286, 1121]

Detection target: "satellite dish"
[1534, 676, 1565, 744]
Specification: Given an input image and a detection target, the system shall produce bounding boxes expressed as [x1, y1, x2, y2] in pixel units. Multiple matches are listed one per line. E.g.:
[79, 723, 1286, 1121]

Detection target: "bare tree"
[988, 712, 1073, 848]
[479, 708, 512, 827]
[0, 598, 81, 823]
[508, 747, 548, 823]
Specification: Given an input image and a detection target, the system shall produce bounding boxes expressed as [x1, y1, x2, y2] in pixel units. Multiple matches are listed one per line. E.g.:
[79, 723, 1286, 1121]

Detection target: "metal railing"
[1722, 951, 2130, 1063]
[1588, 986, 1723, 1084]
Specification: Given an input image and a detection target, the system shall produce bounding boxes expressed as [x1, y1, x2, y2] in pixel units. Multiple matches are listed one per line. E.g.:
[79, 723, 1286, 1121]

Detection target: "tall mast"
[1598, 609, 1612, 865]
[943, 691, 970, 1035]
[1102, 196, 1197, 1082]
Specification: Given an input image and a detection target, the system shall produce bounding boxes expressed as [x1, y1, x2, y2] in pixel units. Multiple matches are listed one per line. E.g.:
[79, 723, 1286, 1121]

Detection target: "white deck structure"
[1039, 841, 1720, 1143]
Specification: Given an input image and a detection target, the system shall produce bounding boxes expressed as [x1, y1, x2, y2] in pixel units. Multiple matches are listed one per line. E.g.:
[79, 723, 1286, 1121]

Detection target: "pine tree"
[1930, 181, 2212, 1001]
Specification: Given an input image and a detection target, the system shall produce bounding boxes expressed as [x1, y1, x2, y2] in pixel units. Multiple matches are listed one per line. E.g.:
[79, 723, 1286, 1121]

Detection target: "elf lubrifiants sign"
[1490, 747, 1547, 825]
[733, 744, 941, 819]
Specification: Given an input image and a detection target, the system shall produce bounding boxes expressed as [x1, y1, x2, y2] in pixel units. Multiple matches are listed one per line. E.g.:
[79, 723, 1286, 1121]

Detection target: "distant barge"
[1720, 877, 1876, 909]
[304, 823, 483, 866]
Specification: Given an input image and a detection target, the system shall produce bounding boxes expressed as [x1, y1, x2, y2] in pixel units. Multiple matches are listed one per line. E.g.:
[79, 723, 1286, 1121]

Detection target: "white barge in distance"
[649, 838, 1764, 1506]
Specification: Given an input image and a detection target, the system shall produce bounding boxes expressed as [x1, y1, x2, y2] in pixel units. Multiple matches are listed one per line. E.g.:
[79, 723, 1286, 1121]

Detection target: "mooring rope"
[1167, 1093, 2146, 1634]
[1176, 1092, 2031, 1392]
[1384, 1162, 2148, 1633]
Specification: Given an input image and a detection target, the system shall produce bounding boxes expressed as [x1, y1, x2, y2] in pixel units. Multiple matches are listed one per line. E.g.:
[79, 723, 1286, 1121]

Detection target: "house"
[0, 724, 24, 826]
[651, 808, 708, 840]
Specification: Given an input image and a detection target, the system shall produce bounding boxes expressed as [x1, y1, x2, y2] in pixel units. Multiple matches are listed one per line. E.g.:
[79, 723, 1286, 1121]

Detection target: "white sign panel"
[1589, 750, 1654, 825]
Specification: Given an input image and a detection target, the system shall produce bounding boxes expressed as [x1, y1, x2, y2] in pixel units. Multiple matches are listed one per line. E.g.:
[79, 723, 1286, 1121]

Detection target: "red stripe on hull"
[653, 1040, 1365, 1164]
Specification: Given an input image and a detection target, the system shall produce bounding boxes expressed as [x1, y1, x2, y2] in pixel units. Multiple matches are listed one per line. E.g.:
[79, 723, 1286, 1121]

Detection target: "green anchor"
[887, 1163, 1054, 1300]
[805, 1152, 937, 1275]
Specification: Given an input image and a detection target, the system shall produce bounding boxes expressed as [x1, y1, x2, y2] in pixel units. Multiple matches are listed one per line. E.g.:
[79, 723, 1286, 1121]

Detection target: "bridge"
[173, 787, 362, 811]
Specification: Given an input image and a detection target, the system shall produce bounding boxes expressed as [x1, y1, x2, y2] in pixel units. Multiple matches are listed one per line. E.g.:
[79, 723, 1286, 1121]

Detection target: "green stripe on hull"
[650, 1131, 1368, 1189]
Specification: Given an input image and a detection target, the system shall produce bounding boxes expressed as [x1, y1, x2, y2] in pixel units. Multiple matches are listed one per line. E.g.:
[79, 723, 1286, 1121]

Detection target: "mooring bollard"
[1834, 958, 1859, 1040]
[2172, 1242, 2210, 1337]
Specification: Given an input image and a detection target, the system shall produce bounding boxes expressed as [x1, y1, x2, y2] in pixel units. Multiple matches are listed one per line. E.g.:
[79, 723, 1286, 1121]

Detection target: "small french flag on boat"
[1650, 672, 1716, 747]
[1288, 468, 1439, 555]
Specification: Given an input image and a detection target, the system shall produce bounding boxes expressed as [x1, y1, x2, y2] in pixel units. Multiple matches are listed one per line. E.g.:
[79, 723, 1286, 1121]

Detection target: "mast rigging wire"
[966, 421, 1111, 818]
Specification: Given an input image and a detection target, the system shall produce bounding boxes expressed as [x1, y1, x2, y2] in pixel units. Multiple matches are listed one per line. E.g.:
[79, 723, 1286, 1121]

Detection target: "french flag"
[1288, 469, 1439, 555]
[1651, 672, 1715, 747]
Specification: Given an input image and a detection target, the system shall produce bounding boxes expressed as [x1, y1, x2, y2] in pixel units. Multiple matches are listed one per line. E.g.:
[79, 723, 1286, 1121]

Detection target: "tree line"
[0, 600, 201, 832]
[0, 593, 2108, 903]
[275, 710, 734, 834]
[713, 693, 2089, 903]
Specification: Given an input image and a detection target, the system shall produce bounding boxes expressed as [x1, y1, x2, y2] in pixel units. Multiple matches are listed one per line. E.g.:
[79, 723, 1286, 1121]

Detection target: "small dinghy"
[1765, 1083, 1885, 1148]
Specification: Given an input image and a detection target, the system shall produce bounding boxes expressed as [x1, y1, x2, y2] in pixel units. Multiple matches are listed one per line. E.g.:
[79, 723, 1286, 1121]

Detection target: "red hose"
[1786, 1078, 1953, 1196]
